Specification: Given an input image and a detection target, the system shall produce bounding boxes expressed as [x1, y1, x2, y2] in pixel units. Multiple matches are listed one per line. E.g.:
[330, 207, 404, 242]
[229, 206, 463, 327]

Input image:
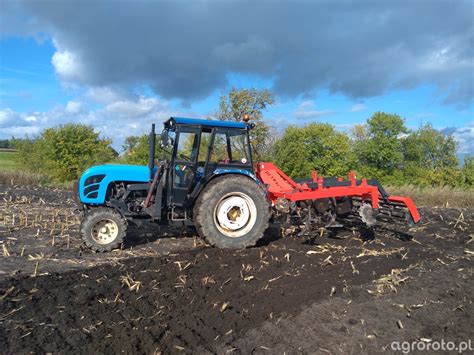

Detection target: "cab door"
[171, 126, 200, 206]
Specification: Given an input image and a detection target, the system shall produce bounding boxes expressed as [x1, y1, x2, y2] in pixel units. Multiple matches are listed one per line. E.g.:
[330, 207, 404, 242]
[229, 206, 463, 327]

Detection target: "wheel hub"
[228, 207, 241, 221]
[91, 219, 119, 244]
[214, 192, 257, 238]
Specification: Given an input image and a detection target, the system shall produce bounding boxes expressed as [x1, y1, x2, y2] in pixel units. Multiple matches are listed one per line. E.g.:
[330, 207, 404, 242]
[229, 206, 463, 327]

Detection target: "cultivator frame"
[256, 162, 420, 231]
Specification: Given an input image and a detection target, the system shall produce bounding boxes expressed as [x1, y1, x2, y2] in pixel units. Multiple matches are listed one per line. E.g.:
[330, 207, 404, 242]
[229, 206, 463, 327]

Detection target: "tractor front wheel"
[80, 207, 127, 252]
[194, 175, 270, 249]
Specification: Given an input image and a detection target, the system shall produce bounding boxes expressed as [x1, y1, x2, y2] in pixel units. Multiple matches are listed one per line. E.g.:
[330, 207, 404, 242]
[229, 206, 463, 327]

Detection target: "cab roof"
[164, 117, 247, 130]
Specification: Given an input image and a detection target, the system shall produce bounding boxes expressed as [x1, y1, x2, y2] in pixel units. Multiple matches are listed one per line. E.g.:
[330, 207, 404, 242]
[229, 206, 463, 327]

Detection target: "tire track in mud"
[1, 238, 421, 354]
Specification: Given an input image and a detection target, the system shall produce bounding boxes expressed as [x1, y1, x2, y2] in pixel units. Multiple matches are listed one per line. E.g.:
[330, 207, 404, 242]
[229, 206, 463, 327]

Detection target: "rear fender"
[189, 168, 266, 204]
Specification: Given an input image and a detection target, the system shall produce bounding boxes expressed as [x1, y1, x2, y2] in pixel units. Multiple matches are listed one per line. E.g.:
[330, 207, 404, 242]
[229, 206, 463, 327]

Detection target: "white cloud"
[105, 96, 164, 118]
[87, 87, 129, 104]
[1, 126, 41, 137]
[65, 100, 85, 114]
[51, 47, 84, 82]
[452, 121, 474, 155]
[0, 108, 19, 127]
[294, 101, 334, 120]
[25, 115, 37, 122]
[0, 90, 178, 151]
[350, 103, 366, 112]
[0, 108, 42, 138]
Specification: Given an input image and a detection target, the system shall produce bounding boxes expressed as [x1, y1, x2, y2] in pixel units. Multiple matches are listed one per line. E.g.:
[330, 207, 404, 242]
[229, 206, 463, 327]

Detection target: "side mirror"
[160, 129, 169, 148]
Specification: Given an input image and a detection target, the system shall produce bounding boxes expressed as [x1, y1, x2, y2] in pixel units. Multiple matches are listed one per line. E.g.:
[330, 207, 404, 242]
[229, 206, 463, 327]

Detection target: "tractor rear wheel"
[80, 207, 127, 252]
[194, 175, 270, 249]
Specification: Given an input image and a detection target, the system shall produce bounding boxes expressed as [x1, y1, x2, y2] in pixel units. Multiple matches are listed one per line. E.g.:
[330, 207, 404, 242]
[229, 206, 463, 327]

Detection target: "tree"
[401, 124, 459, 186]
[0, 139, 13, 149]
[351, 124, 369, 142]
[15, 124, 115, 182]
[122, 136, 140, 155]
[462, 156, 474, 187]
[216, 88, 275, 160]
[274, 123, 355, 178]
[13, 137, 45, 173]
[353, 112, 408, 180]
[403, 124, 458, 170]
[121, 134, 171, 165]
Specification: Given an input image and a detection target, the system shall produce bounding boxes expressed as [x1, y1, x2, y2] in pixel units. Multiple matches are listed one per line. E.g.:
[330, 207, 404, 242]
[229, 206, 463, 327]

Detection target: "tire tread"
[193, 175, 270, 249]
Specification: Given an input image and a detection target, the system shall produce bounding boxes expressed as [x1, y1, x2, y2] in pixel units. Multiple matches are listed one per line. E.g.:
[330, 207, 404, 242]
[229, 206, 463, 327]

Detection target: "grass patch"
[386, 185, 474, 208]
[0, 150, 18, 171]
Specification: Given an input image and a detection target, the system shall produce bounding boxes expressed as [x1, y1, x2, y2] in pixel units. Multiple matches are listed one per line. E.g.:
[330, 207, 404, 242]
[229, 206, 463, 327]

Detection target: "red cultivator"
[256, 162, 420, 236]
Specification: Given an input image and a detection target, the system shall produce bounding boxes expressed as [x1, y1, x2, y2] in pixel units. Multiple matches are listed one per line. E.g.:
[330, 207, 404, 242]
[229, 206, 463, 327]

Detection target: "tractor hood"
[78, 164, 151, 204]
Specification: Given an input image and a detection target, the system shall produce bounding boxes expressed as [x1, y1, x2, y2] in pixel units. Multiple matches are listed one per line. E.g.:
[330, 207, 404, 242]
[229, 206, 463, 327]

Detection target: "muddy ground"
[0, 184, 472, 354]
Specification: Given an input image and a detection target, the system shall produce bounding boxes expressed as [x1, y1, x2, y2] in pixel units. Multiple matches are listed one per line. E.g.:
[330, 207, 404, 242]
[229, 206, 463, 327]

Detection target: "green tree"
[0, 139, 14, 149]
[121, 134, 172, 165]
[41, 124, 115, 181]
[353, 112, 408, 180]
[13, 137, 45, 173]
[462, 156, 474, 187]
[402, 124, 459, 186]
[403, 124, 458, 170]
[274, 123, 355, 178]
[122, 136, 140, 154]
[216, 88, 275, 160]
[15, 124, 115, 182]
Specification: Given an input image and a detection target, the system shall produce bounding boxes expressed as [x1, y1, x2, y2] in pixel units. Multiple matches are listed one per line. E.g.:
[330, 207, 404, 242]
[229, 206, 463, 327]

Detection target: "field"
[0, 150, 17, 171]
[0, 184, 473, 353]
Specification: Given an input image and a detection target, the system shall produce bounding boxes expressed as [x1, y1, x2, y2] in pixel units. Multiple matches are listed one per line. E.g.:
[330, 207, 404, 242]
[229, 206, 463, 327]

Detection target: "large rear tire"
[193, 175, 270, 249]
[80, 207, 127, 252]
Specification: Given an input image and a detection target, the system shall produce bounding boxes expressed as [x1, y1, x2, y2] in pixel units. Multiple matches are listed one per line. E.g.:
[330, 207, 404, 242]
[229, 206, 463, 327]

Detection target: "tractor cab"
[156, 117, 254, 207]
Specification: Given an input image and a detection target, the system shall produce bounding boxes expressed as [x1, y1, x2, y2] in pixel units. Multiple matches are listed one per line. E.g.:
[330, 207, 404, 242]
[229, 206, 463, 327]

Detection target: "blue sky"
[0, 1, 472, 155]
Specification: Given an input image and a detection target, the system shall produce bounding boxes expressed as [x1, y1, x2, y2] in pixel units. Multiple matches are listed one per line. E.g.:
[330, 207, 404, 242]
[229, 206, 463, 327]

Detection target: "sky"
[0, 0, 473, 156]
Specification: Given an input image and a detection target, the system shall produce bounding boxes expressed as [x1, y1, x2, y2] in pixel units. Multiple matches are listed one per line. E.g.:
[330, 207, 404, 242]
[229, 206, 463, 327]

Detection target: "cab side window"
[228, 132, 249, 164]
[208, 129, 250, 165]
[198, 131, 212, 164]
[176, 131, 197, 162]
[209, 132, 229, 163]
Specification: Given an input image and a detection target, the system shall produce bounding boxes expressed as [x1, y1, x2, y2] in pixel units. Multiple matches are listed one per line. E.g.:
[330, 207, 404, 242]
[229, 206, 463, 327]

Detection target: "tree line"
[9, 88, 473, 187]
[0, 139, 15, 149]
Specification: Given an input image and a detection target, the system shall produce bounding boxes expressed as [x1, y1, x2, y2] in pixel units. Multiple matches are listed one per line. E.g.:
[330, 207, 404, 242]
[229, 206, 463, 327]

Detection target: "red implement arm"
[255, 162, 420, 224]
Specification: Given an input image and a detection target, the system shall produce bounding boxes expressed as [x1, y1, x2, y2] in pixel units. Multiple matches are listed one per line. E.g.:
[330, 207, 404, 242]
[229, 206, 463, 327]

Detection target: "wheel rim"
[91, 219, 119, 244]
[213, 192, 257, 238]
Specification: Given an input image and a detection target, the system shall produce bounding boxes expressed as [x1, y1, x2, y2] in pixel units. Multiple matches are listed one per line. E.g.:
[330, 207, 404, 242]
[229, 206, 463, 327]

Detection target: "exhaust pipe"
[148, 123, 156, 181]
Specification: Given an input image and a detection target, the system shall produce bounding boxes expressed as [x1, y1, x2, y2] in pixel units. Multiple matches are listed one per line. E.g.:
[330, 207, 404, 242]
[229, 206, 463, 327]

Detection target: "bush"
[462, 156, 474, 186]
[13, 124, 115, 182]
[273, 123, 355, 178]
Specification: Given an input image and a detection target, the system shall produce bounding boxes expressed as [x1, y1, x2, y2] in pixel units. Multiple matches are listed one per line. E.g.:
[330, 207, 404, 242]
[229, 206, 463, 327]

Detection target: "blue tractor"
[74, 117, 271, 251]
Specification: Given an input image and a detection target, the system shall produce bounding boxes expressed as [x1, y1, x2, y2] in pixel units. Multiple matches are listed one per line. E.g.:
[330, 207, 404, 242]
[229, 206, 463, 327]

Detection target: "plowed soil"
[0, 184, 472, 354]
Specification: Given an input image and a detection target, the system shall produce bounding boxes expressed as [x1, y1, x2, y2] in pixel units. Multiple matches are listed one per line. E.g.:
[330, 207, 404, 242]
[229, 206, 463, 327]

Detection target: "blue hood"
[79, 164, 150, 204]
